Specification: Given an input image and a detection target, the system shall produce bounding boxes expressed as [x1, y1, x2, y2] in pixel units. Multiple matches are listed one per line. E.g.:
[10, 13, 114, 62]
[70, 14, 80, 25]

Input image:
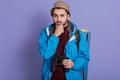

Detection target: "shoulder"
[40, 24, 53, 33]
[69, 21, 78, 33]
[40, 23, 56, 37]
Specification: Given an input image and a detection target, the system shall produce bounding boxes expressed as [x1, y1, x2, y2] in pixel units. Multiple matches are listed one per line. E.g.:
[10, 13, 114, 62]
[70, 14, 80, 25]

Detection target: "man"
[39, 1, 90, 80]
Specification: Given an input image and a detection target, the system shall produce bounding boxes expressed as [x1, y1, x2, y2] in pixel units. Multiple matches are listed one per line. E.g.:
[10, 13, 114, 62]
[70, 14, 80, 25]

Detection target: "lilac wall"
[0, 0, 120, 80]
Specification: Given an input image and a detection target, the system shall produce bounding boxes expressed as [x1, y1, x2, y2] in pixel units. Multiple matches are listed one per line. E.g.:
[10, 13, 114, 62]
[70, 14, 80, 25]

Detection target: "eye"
[60, 14, 65, 17]
[53, 14, 57, 17]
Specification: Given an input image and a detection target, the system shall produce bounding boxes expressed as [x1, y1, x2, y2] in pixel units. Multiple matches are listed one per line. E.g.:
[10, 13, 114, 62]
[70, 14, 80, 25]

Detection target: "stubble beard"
[55, 20, 68, 27]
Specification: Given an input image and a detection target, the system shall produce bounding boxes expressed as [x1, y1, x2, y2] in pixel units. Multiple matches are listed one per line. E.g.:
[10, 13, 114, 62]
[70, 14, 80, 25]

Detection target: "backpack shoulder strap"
[74, 29, 80, 50]
[75, 29, 90, 50]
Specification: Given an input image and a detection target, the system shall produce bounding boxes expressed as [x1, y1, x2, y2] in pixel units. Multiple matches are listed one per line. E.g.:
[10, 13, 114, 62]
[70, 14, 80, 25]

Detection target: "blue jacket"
[39, 22, 90, 80]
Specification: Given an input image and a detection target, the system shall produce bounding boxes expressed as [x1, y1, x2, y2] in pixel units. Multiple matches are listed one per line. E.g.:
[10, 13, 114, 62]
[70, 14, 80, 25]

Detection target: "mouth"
[55, 21, 68, 27]
[55, 22, 63, 25]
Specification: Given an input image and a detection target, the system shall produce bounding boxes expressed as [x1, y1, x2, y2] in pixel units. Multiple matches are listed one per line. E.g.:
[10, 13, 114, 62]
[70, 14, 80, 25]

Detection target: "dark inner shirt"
[51, 26, 69, 80]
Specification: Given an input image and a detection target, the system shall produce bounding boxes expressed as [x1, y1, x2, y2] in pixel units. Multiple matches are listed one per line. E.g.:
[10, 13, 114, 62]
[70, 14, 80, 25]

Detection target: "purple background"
[0, 0, 120, 80]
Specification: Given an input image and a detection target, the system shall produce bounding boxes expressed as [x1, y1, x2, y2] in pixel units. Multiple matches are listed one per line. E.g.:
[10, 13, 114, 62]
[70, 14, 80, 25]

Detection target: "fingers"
[62, 59, 68, 65]
[54, 24, 64, 36]
[62, 59, 74, 68]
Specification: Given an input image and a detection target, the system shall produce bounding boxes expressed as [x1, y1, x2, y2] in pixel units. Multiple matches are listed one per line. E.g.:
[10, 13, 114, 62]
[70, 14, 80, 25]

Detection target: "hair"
[51, 7, 70, 16]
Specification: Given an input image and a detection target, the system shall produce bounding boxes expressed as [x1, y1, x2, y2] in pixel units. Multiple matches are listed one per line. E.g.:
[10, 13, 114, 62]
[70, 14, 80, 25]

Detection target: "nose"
[57, 16, 60, 22]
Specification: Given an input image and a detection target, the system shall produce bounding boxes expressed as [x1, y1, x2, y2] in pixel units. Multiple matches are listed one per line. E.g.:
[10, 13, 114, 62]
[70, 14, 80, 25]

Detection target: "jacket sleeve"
[72, 31, 90, 71]
[39, 28, 59, 59]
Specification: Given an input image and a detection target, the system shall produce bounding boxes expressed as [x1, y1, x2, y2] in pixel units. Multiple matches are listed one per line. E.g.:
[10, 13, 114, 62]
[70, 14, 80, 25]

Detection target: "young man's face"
[52, 8, 70, 26]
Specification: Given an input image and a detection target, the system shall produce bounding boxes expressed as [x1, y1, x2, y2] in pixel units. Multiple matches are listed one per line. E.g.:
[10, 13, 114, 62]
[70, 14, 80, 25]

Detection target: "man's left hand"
[62, 59, 74, 68]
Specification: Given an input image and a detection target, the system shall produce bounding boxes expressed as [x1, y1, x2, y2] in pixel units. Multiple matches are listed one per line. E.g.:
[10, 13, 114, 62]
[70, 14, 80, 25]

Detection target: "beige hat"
[51, 1, 70, 16]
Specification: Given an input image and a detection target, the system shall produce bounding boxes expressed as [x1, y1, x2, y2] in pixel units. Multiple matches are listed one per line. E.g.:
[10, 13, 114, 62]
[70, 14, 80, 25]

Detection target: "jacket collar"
[48, 20, 77, 37]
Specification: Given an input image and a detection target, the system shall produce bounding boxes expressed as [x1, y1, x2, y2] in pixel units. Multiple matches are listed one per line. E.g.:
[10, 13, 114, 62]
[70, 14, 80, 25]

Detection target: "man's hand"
[54, 23, 64, 37]
[62, 59, 74, 68]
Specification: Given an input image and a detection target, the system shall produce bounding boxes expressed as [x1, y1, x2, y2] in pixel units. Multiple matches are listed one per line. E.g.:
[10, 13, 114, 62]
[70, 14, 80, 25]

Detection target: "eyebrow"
[53, 13, 65, 16]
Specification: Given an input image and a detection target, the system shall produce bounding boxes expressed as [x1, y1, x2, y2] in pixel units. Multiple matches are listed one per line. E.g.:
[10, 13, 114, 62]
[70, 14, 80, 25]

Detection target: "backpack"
[75, 29, 90, 49]
[75, 29, 91, 80]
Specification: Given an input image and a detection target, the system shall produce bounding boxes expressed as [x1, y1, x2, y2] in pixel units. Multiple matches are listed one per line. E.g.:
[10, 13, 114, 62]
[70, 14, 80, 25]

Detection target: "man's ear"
[68, 14, 70, 20]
